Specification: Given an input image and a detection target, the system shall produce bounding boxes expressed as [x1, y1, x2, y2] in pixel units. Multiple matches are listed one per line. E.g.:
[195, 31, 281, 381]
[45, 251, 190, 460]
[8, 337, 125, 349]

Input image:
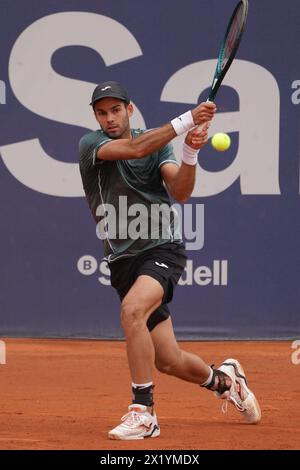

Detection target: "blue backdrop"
[1, 0, 299, 338]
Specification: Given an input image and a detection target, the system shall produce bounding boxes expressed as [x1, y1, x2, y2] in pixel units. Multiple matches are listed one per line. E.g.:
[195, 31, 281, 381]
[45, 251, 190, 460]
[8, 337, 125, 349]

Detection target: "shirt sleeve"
[79, 132, 112, 171]
[157, 142, 179, 168]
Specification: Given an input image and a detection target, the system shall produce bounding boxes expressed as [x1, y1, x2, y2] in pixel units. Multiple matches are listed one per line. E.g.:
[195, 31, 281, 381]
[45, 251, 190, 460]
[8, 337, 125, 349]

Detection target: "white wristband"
[182, 142, 198, 166]
[171, 110, 195, 136]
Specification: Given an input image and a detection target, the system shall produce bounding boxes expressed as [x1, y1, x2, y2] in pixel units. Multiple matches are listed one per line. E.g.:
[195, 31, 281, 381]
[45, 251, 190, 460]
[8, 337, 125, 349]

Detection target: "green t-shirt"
[79, 129, 182, 262]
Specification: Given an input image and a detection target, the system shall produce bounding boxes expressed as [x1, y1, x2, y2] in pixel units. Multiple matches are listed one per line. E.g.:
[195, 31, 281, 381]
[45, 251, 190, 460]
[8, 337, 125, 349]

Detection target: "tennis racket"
[207, 0, 249, 102]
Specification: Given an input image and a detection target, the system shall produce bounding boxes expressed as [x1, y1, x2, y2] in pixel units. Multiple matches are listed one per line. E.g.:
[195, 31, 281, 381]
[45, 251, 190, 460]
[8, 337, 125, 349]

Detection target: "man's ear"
[127, 103, 134, 117]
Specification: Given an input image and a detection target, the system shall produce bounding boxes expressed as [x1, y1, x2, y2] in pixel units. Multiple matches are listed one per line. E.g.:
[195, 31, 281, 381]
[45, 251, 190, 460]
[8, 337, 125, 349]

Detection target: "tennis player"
[79, 81, 261, 440]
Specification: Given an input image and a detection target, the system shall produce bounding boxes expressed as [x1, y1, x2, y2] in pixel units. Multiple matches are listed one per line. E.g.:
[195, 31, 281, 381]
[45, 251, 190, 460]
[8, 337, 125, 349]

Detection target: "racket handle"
[195, 121, 211, 133]
[195, 100, 214, 131]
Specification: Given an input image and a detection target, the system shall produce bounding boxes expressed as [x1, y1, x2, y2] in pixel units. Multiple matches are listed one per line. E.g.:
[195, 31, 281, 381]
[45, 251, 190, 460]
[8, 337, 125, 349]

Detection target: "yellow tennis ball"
[211, 133, 231, 151]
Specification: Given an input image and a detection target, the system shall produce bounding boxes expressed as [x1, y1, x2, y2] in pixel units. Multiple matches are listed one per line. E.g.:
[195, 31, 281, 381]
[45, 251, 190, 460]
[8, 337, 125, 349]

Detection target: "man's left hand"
[185, 122, 210, 150]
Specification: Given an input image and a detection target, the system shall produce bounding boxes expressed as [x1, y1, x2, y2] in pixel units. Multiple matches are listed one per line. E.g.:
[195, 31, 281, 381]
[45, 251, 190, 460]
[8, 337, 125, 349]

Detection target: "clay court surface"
[0, 339, 299, 450]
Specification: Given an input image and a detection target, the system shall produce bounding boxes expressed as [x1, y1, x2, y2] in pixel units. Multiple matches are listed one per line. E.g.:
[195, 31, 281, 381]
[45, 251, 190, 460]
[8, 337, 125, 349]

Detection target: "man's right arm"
[97, 102, 216, 162]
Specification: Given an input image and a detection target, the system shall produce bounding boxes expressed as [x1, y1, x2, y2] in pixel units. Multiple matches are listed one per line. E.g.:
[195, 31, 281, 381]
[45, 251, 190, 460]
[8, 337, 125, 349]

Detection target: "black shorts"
[108, 242, 187, 331]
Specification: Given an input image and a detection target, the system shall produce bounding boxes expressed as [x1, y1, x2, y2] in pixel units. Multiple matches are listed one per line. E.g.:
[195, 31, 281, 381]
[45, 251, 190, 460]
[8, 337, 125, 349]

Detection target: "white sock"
[132, 381, 153, 389]
[200, 367, 214, 387]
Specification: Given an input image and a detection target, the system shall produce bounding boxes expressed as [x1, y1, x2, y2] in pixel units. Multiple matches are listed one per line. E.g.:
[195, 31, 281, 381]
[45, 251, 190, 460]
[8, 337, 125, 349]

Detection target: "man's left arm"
[161, 122, 210, 203]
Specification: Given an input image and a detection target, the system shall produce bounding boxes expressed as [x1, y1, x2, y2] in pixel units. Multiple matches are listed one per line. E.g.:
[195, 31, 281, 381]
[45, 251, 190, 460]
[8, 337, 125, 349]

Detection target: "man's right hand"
[192, 102, 217, 126]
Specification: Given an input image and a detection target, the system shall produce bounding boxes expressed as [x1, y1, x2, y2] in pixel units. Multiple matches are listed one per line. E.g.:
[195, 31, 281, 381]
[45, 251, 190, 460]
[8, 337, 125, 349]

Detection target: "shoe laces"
[219, 383, 246, 414]
[121, 411, 150, 428]
[226, 394, 246, 412]
[221, 401, 229, 414]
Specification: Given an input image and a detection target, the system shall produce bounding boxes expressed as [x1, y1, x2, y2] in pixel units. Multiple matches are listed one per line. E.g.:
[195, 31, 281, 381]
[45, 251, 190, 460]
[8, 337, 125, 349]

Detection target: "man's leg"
[151, 317, 261, 424]
[151, 316, 212, 384]
[108, 274, 163, 440]
[120, 274, 164, 384]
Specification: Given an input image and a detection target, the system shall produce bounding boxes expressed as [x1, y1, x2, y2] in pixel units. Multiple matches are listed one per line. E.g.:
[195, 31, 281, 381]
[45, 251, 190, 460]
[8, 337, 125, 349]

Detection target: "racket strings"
[223, 5, 244, 66]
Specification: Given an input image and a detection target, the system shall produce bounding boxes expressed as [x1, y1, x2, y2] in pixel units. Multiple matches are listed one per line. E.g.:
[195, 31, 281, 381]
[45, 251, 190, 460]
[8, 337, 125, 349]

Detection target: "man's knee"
[120, 301, 147, 331]
[155, 350, 182, 375]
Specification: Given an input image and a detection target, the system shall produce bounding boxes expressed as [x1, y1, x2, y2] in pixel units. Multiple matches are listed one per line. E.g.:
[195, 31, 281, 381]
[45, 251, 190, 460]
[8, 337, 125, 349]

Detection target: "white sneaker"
[108, 404, 160, 440]
[216, 358, 261, 424]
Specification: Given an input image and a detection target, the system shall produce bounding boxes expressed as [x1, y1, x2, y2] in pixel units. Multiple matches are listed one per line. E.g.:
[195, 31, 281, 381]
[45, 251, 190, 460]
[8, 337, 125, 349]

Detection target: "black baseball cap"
[90, 81, 130, 107]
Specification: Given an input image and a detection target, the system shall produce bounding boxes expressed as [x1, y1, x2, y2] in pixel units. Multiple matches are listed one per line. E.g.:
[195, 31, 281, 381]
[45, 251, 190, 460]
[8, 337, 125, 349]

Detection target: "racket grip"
[195, 121, 211, 133]
[194, 99, 213, 131]
[195, 100, 214, 131]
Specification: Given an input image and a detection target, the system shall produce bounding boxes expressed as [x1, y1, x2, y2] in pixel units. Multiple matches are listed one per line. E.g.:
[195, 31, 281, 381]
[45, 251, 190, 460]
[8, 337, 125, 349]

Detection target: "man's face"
[93, 97, 133, 139]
